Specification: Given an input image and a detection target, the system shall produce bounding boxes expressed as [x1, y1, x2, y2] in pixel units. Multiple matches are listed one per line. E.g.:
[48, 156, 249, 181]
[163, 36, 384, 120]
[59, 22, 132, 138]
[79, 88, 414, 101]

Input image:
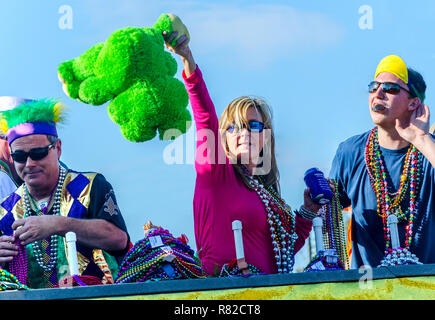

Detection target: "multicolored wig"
[0, 98, 65, 145]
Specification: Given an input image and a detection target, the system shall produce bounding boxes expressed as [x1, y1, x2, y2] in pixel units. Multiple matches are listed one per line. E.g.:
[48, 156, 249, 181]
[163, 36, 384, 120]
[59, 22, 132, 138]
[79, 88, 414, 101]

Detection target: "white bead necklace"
[245, 174, 298, 273]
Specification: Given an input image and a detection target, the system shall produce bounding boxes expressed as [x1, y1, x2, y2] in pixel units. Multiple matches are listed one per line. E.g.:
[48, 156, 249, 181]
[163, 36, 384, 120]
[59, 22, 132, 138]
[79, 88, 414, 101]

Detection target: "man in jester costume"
[330, 55, 435, 268]
[0, 99, 131, 288]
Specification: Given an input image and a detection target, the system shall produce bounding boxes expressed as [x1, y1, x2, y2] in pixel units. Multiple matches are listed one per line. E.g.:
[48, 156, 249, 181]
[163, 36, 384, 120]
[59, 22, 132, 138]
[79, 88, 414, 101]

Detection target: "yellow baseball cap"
[374, 55, 408, 83]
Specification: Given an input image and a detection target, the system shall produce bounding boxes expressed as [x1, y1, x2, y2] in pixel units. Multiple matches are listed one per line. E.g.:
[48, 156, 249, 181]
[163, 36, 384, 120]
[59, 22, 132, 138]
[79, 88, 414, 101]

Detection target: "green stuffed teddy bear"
[58, 14, 191, 142]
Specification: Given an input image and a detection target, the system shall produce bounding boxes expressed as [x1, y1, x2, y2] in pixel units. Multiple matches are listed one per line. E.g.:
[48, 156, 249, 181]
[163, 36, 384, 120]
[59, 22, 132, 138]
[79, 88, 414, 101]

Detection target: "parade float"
[1, 206, 434, 300]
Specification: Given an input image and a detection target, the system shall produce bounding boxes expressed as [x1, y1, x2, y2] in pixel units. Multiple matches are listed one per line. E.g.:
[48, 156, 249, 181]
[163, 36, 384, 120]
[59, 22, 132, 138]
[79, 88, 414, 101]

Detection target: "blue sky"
[0, 0, 433, 269]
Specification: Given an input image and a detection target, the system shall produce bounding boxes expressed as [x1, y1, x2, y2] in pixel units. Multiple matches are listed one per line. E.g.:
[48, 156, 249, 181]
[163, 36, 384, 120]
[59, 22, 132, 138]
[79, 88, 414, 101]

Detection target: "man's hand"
[12, 216, 63, 246]
[0, 235, 18, 266]
[396, 103, 435, 168]
[396, 103, 431, 144]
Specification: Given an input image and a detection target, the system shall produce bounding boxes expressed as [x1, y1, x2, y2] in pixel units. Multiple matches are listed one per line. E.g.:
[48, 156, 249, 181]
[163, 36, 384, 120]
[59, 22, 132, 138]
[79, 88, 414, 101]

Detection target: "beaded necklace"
[23, 166, 67, 272]
[241, 166, 297, 273]
[303, 250, 345, 272]
[365, 127, 422, 254]
[115, 227, 206, 283]
[219, 259, 263, 277]
[0, 268, 28, 291]
[7, 238, 27, 286]
[322, 180, 349, 269]
[304, 180, 349, 272]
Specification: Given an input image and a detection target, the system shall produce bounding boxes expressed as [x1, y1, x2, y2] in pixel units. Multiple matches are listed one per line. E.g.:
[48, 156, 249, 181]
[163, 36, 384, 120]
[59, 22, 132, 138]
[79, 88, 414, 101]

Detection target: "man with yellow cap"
[329, 55, 435, 268]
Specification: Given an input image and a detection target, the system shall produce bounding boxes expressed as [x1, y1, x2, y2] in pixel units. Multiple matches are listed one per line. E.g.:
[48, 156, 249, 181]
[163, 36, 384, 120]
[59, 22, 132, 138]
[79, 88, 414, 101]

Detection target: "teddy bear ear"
[154, 13, 190, 48]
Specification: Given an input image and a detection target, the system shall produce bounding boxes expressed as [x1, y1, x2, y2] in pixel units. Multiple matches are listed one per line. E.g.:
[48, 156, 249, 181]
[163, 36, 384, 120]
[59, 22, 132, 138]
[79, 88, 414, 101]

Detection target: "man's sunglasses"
[11, 142, 56, 163]
[227, 121, 264, 133]
[368, 81, 410, 95]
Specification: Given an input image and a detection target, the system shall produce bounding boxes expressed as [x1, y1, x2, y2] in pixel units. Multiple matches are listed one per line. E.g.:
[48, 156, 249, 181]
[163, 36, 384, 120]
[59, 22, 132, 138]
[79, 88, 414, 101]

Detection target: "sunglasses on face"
[226, 121, 265, 134]
[368, 81, 410, 95]
[11, 142, 56, 163]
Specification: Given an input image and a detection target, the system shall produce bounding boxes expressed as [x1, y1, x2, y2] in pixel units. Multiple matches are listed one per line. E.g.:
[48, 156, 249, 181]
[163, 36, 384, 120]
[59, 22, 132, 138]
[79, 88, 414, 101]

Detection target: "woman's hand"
[303, 188, 322, 214]
[163, 30, 196, 77]
[303, 179, 336, 215]
[163, 31, 190, 57]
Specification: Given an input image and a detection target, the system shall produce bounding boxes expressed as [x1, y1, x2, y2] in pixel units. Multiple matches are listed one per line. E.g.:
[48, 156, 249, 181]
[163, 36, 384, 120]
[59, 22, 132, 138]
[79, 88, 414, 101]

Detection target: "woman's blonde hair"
[218, 96, 280, 193]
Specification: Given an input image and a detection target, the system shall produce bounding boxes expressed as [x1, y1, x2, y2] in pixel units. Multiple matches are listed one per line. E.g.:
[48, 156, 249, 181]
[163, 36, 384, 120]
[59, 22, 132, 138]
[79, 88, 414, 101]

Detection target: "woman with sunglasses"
[163, 28, 320, 276]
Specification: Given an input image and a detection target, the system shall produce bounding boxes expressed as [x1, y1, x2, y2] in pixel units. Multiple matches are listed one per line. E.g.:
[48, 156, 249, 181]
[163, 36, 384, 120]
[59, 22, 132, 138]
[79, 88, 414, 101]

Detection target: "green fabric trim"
[103, 250, 120, 279]
[26, 235, 69, 289]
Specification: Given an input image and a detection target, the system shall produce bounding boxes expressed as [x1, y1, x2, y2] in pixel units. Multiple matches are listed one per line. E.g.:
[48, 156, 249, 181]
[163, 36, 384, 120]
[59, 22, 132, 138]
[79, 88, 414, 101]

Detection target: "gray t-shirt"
[0, 171, 16, 200]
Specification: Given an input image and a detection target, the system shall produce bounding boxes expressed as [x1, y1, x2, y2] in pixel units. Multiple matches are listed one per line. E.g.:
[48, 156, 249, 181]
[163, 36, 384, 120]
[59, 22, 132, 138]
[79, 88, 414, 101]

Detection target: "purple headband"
[7, 121, 58, 145]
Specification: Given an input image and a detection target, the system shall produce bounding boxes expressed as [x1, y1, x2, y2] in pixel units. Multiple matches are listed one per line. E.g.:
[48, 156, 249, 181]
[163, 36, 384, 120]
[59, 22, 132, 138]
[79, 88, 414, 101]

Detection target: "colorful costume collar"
[0, 171, 114, 288]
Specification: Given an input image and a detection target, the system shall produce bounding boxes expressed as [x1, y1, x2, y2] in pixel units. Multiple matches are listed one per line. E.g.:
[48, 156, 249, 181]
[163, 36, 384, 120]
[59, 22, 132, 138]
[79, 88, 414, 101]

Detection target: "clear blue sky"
[0, 1, 433, 267]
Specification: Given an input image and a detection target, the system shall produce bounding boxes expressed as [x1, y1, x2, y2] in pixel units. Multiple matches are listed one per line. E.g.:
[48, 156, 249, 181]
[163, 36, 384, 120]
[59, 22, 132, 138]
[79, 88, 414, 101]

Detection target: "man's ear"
[5, 141, 11, 154]
[56, 139, 62, 159]
[408, 97, 421, 111]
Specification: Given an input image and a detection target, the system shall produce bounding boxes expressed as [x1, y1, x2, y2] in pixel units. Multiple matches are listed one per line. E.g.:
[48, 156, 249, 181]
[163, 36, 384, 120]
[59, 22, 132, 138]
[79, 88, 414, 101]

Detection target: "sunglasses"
[368, 81, 410, 95]
[227, 121, 265, 134]
[11, 142, 56, 163]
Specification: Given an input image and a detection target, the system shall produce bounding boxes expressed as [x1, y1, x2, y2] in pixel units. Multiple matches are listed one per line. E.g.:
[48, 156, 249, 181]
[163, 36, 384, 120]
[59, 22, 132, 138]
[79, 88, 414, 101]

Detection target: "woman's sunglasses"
[368, 81, 410, 95]
[11, 142, 56, 163]
[226, 121, 264, 134]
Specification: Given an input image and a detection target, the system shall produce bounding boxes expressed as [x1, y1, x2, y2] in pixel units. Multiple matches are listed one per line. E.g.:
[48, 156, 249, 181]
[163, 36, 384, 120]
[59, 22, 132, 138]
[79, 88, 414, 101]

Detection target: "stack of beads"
[379, 247, 422, 267]
[219, 259, 264, 277]
[304, 249, 344, 272]
[7, 239, 27, 286]
[0, 268, 29, 291]
[115, 227, 206, 284]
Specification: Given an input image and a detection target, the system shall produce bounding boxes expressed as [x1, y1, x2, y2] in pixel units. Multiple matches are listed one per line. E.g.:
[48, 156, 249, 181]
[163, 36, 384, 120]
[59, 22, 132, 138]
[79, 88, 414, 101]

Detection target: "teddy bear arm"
[107, 83, 160, 142]
[72, 43, 104, 81]
[156, 77, 191, 140]
[78, 76, 115, 106]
